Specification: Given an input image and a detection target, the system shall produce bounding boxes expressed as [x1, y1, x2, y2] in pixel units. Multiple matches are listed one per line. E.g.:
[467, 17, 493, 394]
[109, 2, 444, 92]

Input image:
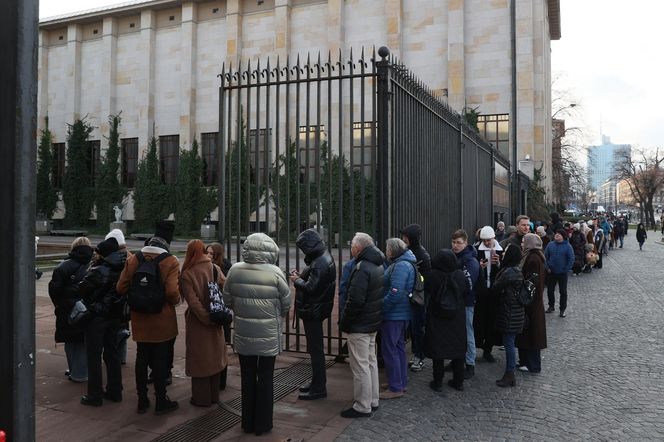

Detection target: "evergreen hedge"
[95, 114, 126, 228]
[133, 135, 172, 231]
[63, 119, 94, 228]
[36, 118, 57, 219]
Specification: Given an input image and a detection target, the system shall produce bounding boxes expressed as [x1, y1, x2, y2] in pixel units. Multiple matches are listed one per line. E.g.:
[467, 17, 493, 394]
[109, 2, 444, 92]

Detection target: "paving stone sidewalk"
[337, 236, 664, 441]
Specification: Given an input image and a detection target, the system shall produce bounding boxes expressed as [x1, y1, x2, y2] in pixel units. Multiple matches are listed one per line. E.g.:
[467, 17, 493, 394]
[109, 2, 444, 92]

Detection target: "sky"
[40, 0, 662, 149]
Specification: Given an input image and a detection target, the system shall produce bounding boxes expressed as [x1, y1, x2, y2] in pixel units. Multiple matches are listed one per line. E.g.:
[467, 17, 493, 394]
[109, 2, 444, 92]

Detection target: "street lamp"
[552, 103, 577, 119]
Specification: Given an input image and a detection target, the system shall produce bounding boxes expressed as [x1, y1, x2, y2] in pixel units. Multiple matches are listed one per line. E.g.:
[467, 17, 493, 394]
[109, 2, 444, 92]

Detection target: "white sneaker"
[410, 358, 425, 372]
[517, 365, 529, 372]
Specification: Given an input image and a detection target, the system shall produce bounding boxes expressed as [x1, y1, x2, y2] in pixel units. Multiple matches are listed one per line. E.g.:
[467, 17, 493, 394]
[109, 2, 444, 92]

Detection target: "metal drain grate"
[152, 358, 335, 442]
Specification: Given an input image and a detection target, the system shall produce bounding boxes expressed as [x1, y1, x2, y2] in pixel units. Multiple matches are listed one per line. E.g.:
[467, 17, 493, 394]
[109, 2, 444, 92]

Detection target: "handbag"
[69, 300, 91, 326]
[208, 265, 233, 326]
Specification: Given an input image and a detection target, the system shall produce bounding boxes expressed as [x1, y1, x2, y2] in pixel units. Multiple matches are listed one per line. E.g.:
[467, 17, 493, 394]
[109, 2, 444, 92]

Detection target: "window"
[352, 122, 375, 177]
[88, 140, 101, 186]
[121, 138, 138, 188]
[478, 114, 509, 158]
[201, 132, 218, 186]
[159, 135, 180, 185]
[248, 128, 272, 184]
[52, 143, 65, 189]
[298, 125, 324, 182]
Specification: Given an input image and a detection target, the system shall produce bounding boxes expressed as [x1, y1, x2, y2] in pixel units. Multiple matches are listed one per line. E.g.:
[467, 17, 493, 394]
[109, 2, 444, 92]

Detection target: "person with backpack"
[544, 229, 575, 318]
[491, 244, 525, 388]
[290, 229, 336, 401]
[451, 229, 480, 380]
[206, 242, 233, 390]
[636, 223, 647, 250]
[180, 240, 227, 407]
[48, 236, 94, 383]
[222, 233, 291, 435]
[516, 233, 547, 373]
[105, 229, 132, 365]
[424, 249, 467, 392]
[400, 224, 431, 373]
[116, 221, 181, 415]
[379, 238, 416, 400]
[75, 237, 126, 406]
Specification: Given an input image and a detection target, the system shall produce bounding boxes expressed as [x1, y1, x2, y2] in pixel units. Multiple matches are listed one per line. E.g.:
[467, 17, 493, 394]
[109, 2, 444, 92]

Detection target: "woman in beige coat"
[180, 239, 227, 407]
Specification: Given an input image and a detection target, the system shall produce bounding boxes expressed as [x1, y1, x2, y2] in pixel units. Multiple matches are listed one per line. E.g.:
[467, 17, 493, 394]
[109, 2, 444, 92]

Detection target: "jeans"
[518, 348, 541, 372]
[547, 273, 568, 312]
[239, 354, 276, 434]
[346, 332, 379, 413]
[410, 304, 425, 360]
[136, 340, 171, 400]
[465, 306, 476, 366]
[85, 317, 122, 399]
[65, 340, 88, 382]
[380, 320, 408, 392]
[618, 235, 624, 248]
[303, 319, 326, 393]
[503, 333, 516, 373]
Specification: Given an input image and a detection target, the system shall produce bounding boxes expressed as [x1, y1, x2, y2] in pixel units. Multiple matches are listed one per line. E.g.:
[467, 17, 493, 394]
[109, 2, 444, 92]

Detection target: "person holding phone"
[474, 226, 503, 364]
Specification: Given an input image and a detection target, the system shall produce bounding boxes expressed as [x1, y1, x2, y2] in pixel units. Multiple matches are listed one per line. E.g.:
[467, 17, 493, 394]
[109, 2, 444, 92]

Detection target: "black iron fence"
[217, 47, 509, 355]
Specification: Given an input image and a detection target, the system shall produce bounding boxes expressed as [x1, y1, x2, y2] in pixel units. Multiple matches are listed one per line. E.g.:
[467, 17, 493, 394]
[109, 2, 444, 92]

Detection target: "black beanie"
[95, 237, 119, 257]
[155, 220, 175, 244]
[555, 228, 567, 238]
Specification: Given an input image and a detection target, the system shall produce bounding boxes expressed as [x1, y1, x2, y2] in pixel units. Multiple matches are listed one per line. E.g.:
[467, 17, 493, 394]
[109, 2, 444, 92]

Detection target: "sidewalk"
[35, 274, 356, 442]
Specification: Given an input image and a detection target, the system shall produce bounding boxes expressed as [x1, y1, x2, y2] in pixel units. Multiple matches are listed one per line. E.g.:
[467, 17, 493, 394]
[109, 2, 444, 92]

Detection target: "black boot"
[155, 395, 178, 415]
[137, 394, 150, 414]
[429, 379, 443, 392]
[482, 350, 496, 363]
[496, 371, 516, 388]
[463, 365, 475, 380]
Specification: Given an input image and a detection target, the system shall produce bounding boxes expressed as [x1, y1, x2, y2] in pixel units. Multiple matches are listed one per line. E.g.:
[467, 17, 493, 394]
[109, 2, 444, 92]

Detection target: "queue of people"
[45, 211, 629, 432]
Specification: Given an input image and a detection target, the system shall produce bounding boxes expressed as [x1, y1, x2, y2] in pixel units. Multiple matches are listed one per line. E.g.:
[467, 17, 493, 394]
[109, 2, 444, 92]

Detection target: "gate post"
[376, 46, 391, 248]
[217, 69, 226, 243]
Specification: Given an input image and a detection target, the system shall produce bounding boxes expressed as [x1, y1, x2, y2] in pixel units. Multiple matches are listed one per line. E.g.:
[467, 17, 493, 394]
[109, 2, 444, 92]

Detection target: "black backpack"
[408, 262, 426, 307]
[127, 252, 169, 314]
[518, 273, 538, 306]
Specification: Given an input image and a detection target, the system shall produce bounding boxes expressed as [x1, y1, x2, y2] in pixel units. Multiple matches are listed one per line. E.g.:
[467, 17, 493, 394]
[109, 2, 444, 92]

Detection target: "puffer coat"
[76, 250, 127, 320]
[294, 229, 336, 321]
[492, 266, 525, 334]
[222, 233, 291, 356]
[340, 245, 385, 334]
[48, 245, 94, 342]
[383, 249, 416, 321]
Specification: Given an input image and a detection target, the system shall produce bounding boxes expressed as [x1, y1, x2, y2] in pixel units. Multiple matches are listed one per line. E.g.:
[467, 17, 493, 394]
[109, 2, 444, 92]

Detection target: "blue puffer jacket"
[455, 245, 480, 307]
[383, 249, 416, 321]
[544, 239, 575, 274]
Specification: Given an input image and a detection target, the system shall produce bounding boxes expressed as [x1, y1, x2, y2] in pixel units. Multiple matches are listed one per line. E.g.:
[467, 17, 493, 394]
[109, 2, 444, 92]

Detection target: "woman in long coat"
[180, 240, 227, 407]
[206, 242, 233, 390]
[568, 225, 586, 275]
[491, 244, 525, 388]
[423, 249, 467, 392]
[516, 233, 547, 373]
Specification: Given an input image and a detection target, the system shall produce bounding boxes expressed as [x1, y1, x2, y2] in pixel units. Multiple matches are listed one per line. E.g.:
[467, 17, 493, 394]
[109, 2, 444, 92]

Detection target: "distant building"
[586, 135, 631, 190]
[597, 179, 617, 213]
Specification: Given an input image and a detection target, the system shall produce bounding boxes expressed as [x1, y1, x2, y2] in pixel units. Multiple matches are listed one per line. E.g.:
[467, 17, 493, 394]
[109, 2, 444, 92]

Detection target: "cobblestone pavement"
[337, 236, 664, 441]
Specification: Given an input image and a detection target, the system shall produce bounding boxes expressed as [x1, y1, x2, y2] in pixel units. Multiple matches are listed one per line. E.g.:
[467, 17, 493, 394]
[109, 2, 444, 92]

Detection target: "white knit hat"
[573, 223, 580, 230]
[479, 226, 495, 240]
[105, 228, 126, 247]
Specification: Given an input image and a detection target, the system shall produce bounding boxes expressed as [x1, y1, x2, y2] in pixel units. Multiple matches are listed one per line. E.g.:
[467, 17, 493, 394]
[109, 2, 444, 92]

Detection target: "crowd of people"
[45, 212, 638, 434]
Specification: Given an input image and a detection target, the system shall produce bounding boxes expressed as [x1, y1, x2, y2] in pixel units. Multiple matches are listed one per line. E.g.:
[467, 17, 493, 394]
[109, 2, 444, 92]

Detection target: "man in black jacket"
[400, 224, 431, 372]
[339, 232, 385, 418]
[291, 229, 336, 401]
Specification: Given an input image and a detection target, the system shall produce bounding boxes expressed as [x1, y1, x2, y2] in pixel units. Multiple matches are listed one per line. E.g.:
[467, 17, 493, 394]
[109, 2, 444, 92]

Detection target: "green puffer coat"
[222, 233, 291, 356]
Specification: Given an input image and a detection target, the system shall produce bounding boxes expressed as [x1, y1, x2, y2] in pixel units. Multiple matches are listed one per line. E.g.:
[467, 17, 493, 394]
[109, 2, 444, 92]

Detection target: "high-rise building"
[587, 135, 631, 190]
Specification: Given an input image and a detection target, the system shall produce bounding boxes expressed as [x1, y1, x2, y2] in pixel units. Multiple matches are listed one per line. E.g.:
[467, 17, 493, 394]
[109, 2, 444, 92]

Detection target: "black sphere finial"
[378, 46, 390, 59]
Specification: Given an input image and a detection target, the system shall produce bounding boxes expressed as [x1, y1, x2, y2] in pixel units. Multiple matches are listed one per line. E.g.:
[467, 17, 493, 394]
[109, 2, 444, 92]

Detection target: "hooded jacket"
[455, 245, 480, 306]
[222, 233, 291, 356]
[294, 229, 337, 321]
[383, 249, 416, 321]
[76, 250, 127, 319]
[340, 245, 385, 333]
[544, 239, 574, 274]
[48, 245, 94, 342]
[492, 266, 525, 334]
[400, 224, 432, 274]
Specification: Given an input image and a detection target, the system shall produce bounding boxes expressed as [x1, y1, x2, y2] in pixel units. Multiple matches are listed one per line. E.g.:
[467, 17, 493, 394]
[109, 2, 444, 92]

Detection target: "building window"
[201, 132, 218, 186]
[352, 121, 375, 177]
[52, 143, 65, 189]
[298, 125, 325, 182]
[159, 135, 180, 185]
[88, 140, 101, 186]
[121, 138, 138, 188]
[478, 114, 509, 158]
[249, 128, 272, 184]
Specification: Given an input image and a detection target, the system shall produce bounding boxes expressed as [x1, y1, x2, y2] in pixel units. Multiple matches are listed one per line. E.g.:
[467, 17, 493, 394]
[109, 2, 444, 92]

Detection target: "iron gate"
[217, 47, 509, 356]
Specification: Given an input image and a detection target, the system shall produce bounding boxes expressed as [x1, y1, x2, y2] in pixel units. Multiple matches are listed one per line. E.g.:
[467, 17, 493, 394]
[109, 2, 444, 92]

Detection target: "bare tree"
[613, 147, 664, 229]
[570, 174, 595, 214]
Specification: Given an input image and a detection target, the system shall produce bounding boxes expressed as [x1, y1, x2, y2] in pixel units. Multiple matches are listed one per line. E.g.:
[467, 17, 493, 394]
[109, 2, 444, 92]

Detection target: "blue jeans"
[381, 320, 408, 392]
[465, 306, 476, 366]
[503, 333, 516, 373]
[410, 304, 425, 360]
[65, 340, 88, 382]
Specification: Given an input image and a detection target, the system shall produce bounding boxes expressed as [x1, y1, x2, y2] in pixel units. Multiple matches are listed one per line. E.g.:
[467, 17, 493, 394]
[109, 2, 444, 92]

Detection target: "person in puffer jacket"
[380, 238, 415, 399]
[491, 244, 525, 388]
[75, 237, 126, 407]
[223, 233, 291, 436]
[291, 228, 336, 400]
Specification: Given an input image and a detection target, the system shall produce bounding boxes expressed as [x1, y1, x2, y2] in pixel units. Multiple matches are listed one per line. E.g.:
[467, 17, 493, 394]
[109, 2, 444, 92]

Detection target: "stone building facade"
[38, 0, 560, 220]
